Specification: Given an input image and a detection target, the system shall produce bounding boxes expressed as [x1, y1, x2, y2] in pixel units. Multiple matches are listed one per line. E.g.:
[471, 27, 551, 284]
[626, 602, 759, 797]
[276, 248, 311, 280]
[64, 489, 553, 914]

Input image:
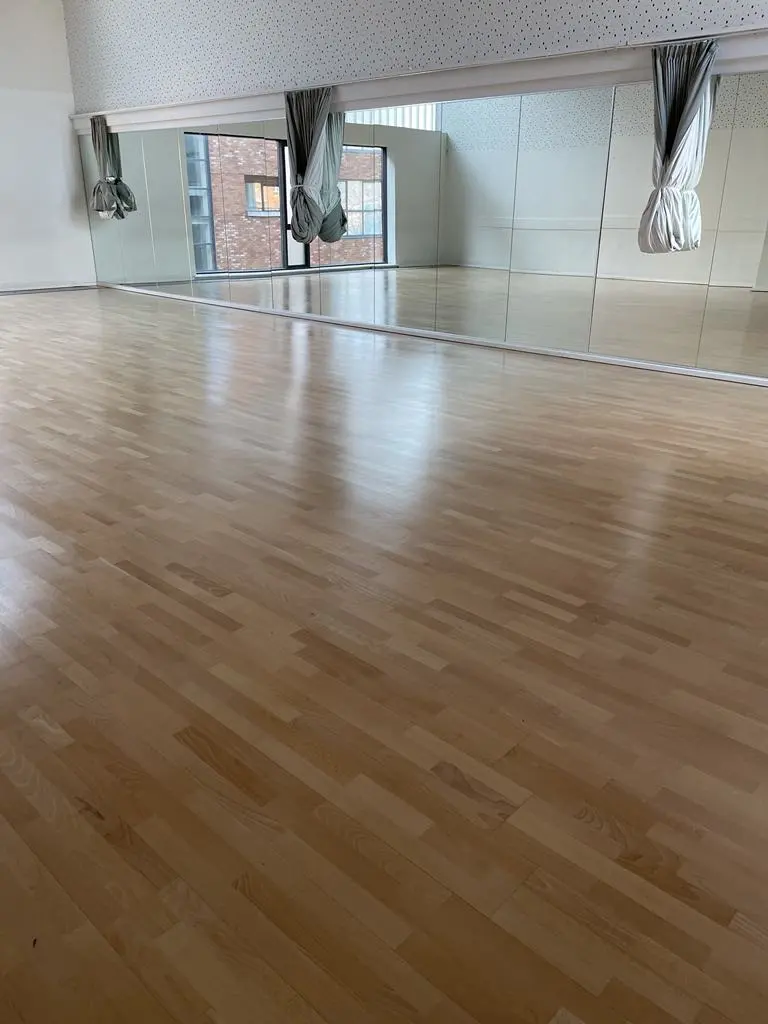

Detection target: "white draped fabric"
[638, 41, 719, 255]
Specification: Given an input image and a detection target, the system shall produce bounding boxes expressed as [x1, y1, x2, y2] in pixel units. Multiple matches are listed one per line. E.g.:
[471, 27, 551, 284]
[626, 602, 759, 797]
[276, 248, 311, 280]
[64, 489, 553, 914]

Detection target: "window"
[342, 180, 383, 236]
[184, 133, 216, 273]
[309, 144, 386, 267]
[340, 174, 382, 237]
[244, 176, 280, 216]
[346, 104, 436, 131]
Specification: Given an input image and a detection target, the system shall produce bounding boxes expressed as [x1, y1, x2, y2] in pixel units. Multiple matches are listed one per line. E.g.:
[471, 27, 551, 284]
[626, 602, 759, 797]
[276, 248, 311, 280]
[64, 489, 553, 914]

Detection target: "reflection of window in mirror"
[244, 176, 280, 216]
[341, 177, 383, 236]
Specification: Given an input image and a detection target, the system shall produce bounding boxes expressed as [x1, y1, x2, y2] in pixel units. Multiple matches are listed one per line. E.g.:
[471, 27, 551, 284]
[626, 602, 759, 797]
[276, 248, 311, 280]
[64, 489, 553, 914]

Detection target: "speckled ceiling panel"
[62, 0, 768, 113]
[611, 72, 768, 135]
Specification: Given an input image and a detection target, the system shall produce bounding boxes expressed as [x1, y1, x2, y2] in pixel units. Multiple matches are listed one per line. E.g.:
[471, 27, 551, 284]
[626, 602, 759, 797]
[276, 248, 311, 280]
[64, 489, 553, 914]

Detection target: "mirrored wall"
[81, 70, 768, 380]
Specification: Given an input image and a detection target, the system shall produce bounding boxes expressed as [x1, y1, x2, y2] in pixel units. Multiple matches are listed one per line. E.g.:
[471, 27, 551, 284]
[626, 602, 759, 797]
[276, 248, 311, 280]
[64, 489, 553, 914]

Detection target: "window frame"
[184, 133, 217, 274]
[331, 145, 388, 262]
[244, 174, 281, 218]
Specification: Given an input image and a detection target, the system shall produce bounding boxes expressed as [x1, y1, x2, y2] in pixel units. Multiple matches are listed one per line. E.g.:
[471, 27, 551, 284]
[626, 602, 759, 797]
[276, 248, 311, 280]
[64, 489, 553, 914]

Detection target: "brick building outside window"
[190, 133, 386, 274]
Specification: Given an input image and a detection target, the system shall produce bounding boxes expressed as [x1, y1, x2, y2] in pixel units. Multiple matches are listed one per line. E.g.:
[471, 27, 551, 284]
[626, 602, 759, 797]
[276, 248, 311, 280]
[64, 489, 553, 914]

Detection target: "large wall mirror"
[80, 69, 768, 382]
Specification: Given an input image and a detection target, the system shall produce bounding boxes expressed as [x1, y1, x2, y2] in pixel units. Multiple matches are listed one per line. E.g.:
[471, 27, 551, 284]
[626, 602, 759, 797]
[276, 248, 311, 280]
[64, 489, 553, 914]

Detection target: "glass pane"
[191, 221, 213, 246]
[310, 139, 383, 270]
[186, 158, 206, 188]
[347, 179, 363, 209]
[374, 113, 440, 332]
[185, 133, 205, 160]
[198, 130, 231, 300]
[264, 184, 280, 212]
[142, 128, 195, 295]
[589, 80, 732, 365]
[79, 134, 126, 284]
[114, 132, 155, 288]
[213, 124, 279, 308]
[244, 180, 260, 213]
[188, 191, 210, 219]
[194, 243, 215, 273]
[507, 87, 613, 353]
[437, 95, 519, 343]
[313, 122, 376, 318]
[698, 72, 768, 377]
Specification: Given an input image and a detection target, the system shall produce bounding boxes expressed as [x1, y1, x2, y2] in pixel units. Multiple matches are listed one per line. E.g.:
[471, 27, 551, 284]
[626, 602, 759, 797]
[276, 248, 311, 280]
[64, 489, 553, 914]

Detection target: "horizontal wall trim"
[103, 283, 768, 389]
[71, 28, 768, 134]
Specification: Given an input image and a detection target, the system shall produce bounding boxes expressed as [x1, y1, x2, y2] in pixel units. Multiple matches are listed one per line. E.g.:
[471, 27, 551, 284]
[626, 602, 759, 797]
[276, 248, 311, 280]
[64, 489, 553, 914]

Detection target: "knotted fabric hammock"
[285, 88, 347, 245]
[90, 115, 137, 221]
[638, 40, 719, 254]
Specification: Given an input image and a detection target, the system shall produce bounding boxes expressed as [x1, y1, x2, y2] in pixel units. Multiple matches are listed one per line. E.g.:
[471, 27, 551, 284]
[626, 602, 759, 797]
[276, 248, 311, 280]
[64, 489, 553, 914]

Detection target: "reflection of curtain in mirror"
[90, 115, 138, 220]
[638, 40, 719, 254]
[319, 112, 348, 243]
[285, 89, 348, 244]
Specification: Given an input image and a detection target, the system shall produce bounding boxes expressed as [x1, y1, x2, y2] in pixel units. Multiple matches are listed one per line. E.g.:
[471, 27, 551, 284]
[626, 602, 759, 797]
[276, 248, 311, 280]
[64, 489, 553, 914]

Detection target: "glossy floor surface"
[141, 267, 768, 377]
[1, 288, 768, 1023]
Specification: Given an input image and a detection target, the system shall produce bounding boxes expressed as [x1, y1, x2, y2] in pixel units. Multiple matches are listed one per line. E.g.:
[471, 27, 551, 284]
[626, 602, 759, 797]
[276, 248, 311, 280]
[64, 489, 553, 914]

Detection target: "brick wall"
[207, 136, 282, 272]
[206, 135, 384, 272]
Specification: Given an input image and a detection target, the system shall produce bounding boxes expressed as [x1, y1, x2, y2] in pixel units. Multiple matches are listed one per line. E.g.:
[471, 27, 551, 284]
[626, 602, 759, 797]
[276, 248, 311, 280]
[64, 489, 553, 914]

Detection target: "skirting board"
[449, 266, 760, 288]
[0, 284, 97, 296]
[104, 283, 768, 389]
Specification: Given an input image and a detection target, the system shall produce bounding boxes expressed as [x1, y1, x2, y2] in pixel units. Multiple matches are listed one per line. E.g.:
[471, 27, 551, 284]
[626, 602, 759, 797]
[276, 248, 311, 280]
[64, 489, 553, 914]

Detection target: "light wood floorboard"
[0, 287, 767, 1022]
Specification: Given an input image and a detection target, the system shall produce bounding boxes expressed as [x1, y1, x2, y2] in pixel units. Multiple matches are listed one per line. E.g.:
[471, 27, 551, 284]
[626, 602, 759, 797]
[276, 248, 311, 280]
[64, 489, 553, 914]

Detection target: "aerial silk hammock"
[638, 40, 719, 254]
[90, 114, 138, 220]
[285, 87, 347, 244]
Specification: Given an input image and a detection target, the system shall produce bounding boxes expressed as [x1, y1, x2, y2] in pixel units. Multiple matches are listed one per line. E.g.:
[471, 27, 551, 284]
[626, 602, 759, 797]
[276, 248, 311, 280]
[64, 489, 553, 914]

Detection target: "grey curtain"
[318, 111, 348, 243]
[90, 115, 137, 220]
[285, 88, 347, 245]
[638, 40, 719, 254]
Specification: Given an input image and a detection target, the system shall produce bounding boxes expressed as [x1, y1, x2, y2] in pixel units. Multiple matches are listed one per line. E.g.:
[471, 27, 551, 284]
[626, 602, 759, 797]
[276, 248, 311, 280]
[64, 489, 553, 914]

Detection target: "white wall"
[439, 89, 613, 277]
[370, 124, 443, 267]
[0, 0, 94, 291]
[438, 96, 520, 270]
[61, 0, 767, 113]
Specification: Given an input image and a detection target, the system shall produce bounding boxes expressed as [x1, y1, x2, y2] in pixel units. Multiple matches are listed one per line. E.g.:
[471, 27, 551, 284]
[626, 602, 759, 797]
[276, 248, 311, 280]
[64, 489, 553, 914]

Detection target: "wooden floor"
[1, 287, 768, 1023]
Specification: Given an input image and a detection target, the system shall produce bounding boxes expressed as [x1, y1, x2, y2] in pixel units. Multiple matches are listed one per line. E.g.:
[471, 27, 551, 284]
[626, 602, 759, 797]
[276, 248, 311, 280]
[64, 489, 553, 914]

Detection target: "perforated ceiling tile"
[712, 75, 740, 128]
[733, 71, 768, 127]
[62, 0, 768, 113]
[440, 96, 521, 152]
[518, 88, 614, 149]
[611, 83, 654, 136]
[612, 73, 742, 136]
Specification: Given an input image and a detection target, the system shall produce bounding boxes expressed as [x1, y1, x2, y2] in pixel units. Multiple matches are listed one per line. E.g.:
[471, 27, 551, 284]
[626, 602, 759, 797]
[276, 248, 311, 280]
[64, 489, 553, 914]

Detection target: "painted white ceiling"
[62, 0, 768, 113]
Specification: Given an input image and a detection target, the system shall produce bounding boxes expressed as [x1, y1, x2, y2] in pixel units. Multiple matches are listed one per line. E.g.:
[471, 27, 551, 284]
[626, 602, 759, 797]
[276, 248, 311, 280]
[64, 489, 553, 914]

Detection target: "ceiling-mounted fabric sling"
[638, 40, 719, 254]
[285, 88, 348, 245]
[90, 115, 138, 220]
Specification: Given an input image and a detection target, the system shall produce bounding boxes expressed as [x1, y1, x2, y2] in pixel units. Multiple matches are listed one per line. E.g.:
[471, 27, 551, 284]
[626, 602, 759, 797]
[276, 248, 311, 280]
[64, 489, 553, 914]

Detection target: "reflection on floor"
[3, 286, 768, 1022]
[142, 267, 768, 376]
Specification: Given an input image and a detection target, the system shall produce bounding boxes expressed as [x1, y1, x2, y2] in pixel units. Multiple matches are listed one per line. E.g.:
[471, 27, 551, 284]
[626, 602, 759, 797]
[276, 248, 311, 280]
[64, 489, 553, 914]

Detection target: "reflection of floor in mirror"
[698, 286, 768, 377]
[140, 269, 768, 377]
[591, 280, 768, 376]
[143, 268, 598, 347]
